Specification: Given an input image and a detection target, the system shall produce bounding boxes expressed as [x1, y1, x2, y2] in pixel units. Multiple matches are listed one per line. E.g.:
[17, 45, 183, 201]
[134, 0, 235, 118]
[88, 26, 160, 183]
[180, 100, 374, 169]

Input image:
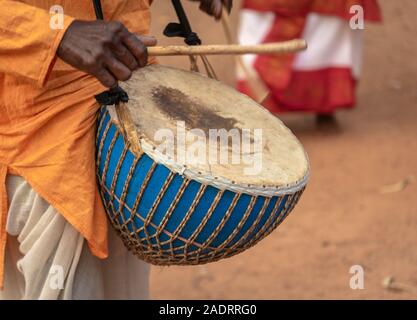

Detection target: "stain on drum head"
[118, 65, 309, 193]
[151, 86, 239, 133]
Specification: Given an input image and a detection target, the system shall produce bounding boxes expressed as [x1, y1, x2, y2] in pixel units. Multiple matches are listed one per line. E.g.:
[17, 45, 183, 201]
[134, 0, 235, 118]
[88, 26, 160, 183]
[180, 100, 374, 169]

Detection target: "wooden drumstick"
[147, 39, 307, 56]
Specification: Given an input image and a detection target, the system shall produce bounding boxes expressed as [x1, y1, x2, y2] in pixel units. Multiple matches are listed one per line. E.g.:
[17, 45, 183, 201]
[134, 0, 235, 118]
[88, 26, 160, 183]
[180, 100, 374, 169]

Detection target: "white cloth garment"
[238, 10, 364, 80]
[0, 175, 150, 300]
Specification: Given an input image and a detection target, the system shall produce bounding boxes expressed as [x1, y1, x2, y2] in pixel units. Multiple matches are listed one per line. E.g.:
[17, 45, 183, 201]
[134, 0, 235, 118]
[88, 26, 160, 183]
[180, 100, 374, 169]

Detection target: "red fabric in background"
[242, 0, 381, 22]
[239, 0, 381, 114]
[238, 68, 357, 114]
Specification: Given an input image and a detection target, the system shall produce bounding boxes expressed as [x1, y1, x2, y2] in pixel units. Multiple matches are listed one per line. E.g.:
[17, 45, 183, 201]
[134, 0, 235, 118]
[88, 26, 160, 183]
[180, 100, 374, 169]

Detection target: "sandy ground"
[148, 0, 417, 299]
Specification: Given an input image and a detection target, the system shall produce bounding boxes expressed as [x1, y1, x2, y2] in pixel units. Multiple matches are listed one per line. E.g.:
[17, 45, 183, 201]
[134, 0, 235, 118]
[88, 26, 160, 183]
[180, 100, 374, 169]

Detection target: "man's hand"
[191, 0, 233, 20]
[57, 20, 157, 88]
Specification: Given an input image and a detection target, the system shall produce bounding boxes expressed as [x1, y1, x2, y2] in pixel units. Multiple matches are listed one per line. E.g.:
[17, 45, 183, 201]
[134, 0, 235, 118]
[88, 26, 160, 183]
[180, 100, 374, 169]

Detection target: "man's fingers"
[104, 54, 132, 82]
[195, 0, 233, 19]
[136, 35, 157, 47]
[111, 43, 139, 71]
[212, 0, 223, 18]
[122, 33, 149, 68]
[111, 35, 156, 73]
[95, 68, 117, 88]
[222, 0, 233, 14]
[199, 0, 219, 19]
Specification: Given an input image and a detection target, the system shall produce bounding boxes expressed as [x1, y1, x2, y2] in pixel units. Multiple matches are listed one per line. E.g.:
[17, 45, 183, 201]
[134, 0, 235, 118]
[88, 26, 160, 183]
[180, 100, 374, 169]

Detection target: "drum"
[96, 65, 309, 265]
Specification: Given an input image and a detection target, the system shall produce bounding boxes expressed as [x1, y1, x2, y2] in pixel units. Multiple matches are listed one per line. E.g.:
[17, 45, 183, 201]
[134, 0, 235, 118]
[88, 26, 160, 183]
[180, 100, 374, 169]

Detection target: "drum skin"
[96, 108, 305, 265]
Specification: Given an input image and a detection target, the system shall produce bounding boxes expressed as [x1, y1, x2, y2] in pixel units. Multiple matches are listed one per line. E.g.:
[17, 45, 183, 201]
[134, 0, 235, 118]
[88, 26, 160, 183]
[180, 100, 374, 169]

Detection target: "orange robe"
[0, 0, 152, 288]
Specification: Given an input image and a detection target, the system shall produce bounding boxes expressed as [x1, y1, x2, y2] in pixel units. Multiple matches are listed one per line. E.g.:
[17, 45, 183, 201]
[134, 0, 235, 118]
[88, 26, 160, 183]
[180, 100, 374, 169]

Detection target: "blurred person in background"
[237, 0, 381, 126]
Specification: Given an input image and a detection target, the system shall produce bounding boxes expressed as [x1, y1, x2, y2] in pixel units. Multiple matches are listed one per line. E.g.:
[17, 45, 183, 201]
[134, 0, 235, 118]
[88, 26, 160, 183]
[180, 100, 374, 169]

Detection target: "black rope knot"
[184, 32, 201, 46]
[95, 86, 129, 106]
[163, 0, 202, 46]
[163, 22, 202, 46]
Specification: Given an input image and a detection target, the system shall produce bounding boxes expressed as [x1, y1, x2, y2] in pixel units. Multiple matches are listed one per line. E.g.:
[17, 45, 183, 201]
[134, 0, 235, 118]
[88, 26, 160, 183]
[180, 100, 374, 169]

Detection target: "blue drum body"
[96, 107, 305, 265]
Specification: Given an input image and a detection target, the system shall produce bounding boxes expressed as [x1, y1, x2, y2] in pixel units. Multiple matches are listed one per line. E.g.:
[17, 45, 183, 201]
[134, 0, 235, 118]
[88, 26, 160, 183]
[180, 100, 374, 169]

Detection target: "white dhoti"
[0, 175, 150, 300]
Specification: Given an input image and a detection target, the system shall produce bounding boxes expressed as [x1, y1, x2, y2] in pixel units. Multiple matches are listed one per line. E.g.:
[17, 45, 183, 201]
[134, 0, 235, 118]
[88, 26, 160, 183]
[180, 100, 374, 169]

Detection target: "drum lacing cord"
[164, 0, 218, 79]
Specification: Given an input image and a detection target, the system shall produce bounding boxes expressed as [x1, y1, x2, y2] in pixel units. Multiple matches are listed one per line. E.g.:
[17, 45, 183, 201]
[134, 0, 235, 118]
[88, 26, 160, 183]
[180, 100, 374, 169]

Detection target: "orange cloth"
[0, 0, 152, 288]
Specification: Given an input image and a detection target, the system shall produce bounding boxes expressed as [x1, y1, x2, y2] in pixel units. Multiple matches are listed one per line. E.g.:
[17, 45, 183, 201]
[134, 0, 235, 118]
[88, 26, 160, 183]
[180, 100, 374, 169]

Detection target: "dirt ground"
[148, 0, 417, 299]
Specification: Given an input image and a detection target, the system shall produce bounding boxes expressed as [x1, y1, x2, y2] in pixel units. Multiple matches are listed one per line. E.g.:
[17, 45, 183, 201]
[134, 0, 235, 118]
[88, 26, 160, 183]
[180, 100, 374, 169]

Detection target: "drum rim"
[140, 135, 310, 197]
[105, 107, 309, 197]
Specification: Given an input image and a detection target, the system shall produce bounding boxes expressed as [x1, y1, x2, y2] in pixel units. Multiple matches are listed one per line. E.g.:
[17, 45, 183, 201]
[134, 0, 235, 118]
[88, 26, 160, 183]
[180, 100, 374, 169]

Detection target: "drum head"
[114, 65, 309, 196]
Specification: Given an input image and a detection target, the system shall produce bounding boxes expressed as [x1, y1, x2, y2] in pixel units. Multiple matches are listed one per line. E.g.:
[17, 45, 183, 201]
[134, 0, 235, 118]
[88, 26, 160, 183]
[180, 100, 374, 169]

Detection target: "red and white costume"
[237, 0, 382, 114]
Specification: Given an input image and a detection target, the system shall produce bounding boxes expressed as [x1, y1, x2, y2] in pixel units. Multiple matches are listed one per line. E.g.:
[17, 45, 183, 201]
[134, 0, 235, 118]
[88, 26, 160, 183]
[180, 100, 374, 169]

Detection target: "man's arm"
[0, 1, 231, 89]
[0, 1, 155, 88]
[57, 0, 234, 88]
